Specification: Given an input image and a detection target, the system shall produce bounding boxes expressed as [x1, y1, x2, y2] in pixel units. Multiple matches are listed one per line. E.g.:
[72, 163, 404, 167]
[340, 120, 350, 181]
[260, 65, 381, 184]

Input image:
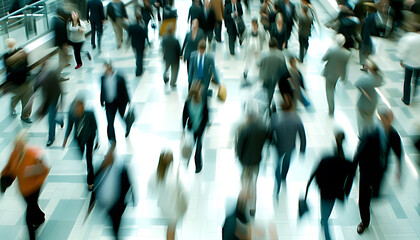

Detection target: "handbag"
[180, 120, 194, 161]
[217, 84, 227, 102]
[124, 104, 136, 134]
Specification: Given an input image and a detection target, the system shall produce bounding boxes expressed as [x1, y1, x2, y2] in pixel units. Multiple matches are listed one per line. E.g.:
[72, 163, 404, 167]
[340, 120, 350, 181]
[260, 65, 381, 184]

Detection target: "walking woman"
[181, 19, 204, 73]
[68, 11, 91, 69]
[182, 81, 209, 173]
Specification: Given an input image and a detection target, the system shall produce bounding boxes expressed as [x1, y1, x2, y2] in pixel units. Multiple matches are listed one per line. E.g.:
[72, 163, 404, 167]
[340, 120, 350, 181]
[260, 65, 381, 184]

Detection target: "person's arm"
[79, 21, 88, 32]
[121, 76, 130, 103]
[63, 111, 75, 147]
[236, 127, 246, 160]
[122, 3, 128, 19]
[210, 56, 220, 86]
[297, 117, 306, 153]
[182, 101, 189, 129]
[321, 48, 330, 62]
[237, 3, 243, 17]
[305, 166, 317, 199]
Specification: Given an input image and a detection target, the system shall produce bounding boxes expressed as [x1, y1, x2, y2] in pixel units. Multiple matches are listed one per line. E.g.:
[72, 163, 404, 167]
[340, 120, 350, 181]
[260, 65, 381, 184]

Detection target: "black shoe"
[60, 121, 64, 129]
[195, 165, 203, 173]
[125, 126, 132, 138]
[87, 52, 92, 61]
[163, 76, 169, 84]
[401, 98, 409, 105]
[170, 83, 177, 88]
[92, 45, 96, 49]
[357, 222, 367, 234]
[21, 117, 33, 123]
[46, 139, 55, 147]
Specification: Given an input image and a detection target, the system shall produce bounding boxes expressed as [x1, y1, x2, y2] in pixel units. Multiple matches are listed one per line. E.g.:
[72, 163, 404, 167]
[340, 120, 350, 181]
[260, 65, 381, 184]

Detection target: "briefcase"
[124, 106, 136, 130]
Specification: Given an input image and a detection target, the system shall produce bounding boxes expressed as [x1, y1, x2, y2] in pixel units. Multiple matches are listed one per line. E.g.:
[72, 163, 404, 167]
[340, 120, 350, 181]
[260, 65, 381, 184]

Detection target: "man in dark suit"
[188, 40, 221, 95]
[100, 63, 131, 141]
[188, 0, 203, 25]
[224, 0, 243, 55]
[63, 98, 98, 191]
[107, 0, 128, 49]
[52, 8, 71, 76]
[162, 25, 181, 87]
[87, 0, 105, 50]
[279, 0, 296, 48]
[127, 13, 147, 77]
[200, 0, 216, 47]
[353, 108, 402, 235]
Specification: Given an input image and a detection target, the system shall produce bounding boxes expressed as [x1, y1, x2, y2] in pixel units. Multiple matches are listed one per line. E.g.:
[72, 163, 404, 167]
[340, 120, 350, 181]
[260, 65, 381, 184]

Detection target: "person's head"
[73, 99, 85, 117]
[157, 150, 173, 181]
[198, 39, 206, 55]
[364, 3, 377, 13]
[378, 107, 394, 131]
[194, 0, 200, 6]
[192, 19, 199, 31]
[14, 130, 27, 153]
[6, 38, 16, 50]
[188, 81, 203, 103]
[251, 18, 258, 33]
[335, 33, 346, 47]
[269, 37, 278, 49]
[104, 62, 114, 75]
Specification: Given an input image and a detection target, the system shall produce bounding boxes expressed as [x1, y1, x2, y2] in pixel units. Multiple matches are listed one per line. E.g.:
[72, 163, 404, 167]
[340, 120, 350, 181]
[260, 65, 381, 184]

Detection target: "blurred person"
[86, 0, 106, 51]
[271, 94, 306, 197]
[188, 40, 221, 96]
[100, 63, 132, 141]
[107, 0, 129, 49]
[88, 143, 135, 240]
[127, 12, 147, 77]
[153, 0, 165, 23]
[236, 100, 270, 217]
[33, 63, 64, 147]
[355, 60, 384, 138]
[279, 0, 297, 48]
[338, 8, 360, 50]
[322, 34, 351, 116]
[181, 19, 205, 73]
[398, 25, 420, 105]
[224, 0, 243, 55]
[260, 0, 275, 31]
[353, 107, 402, 234]
[389, 0, 404, 35]
[288, 56, 311, 108]
[63, 98, 98, 191]
[52, 8, 71, 78]
[304, 131, 354, 240]
[162, 25, 181, 87]
[67, 11, 91, 69]
[242, 19, 268, 84]
[1, 131, 49, 240]
[359, 4, 377, 71]
[182, 81, 209, 173]
[199, 0, 216, 47]
[210, 0, 224, 42]
[139, 0, 154, 45]
[162, 0, 177, 20]
[270, 13, 287, 50]
[188, 0, 203, 25]
[1, 38, 33, 123]
[298, 5, 314, 63]
[149, 150, 187, 239]
[257, 38, 288, 106]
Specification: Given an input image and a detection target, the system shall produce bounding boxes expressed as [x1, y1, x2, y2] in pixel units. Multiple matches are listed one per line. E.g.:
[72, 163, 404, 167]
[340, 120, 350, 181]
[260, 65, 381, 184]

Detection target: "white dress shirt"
[104, 73, 118, 103]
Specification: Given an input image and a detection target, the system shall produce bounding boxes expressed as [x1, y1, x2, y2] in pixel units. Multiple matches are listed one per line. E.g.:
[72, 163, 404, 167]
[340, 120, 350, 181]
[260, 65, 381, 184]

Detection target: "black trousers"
[77, 134, 95, 185]
[299, 35, 309, 62]
[105, 101, 127, 141]
[24, 189, 45, 240]
[358, 170, 383, 226]
[134, 47, 144, 76]
[228, 29, 237, 55]
[108, 167, 130, 239]
[214, 21, 222, 42]
[69, 41, 84, 66]
[193, 130, 204, 170]
[90, 20, 103, 49]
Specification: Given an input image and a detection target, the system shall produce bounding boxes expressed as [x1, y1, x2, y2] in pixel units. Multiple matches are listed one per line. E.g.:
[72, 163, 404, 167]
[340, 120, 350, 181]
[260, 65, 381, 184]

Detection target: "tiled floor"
[0, 0, 420, 239]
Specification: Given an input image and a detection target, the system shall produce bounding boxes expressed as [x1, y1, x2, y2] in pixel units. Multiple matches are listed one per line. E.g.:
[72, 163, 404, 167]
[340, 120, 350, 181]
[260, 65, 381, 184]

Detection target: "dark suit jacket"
[127, 22, 147, 50]
[224, 2, 243, 34]
[188, 51, 220, 90]
[106, 1, 128, 21]
[354, 126, 402, 175]
[236, 119, 270, 166]
[182, 98, 209, 137]
[3, 48, 29, 86]
[279, 1, 296, 33]
[188, 4, 203, 24]
[52, 16, 68, 47]
[199, 8, 216, 32]
[87, 0, 105, 22]
[100, 73, 130, 107]
[65, 110, 98, 144]
[162, 35, 181, 64]
[34, 69, 62, 116]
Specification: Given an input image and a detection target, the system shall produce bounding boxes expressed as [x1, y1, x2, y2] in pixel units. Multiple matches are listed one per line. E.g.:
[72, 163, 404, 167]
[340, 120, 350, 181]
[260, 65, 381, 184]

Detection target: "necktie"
[198, 56, 204, 79]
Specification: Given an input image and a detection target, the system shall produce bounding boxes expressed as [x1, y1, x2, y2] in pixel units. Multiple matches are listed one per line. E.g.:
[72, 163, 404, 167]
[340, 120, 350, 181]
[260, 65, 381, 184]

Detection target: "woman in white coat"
[67, 11, 91, 69]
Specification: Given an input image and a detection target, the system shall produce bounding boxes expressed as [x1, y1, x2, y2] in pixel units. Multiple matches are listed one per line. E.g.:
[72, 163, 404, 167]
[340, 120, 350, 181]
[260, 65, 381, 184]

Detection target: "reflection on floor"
[0, 0, 420, 239]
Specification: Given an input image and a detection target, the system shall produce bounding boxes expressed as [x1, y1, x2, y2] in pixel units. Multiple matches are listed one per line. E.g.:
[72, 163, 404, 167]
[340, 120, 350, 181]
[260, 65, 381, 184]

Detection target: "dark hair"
[269, 37, 278, 48]
[198, 39, 206, 50]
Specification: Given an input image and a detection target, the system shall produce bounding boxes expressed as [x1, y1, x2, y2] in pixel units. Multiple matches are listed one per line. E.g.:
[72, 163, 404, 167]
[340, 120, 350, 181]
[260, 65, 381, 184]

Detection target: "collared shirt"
[197, 53, 205, 67]
[104, 72, 117, 103]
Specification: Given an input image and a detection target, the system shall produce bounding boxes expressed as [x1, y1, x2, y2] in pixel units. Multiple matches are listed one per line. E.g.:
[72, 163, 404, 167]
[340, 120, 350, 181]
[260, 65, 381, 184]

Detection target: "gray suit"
[188, 51, 220, 91]
[322, 46, 351, 114]
[257, 48, 288, 104]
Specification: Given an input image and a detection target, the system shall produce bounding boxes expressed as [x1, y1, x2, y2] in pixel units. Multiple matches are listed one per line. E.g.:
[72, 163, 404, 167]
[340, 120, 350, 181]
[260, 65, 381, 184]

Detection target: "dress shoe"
[75, 64, 82, 69]
[21, 117, 33, 123]
[401, 98, 409, 105]
[92, 44, 96, 49]
[170, 83, 177, 88]
[46, 139, 55, 147]
[195, 165, 203, 173]
[163, 76, 169, 84]
[357, 222, 367, 234]
[86, 52, 92, 61]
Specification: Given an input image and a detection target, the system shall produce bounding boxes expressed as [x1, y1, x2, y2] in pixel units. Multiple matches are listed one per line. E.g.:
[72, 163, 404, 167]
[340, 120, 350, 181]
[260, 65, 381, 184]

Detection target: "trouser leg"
[403, 67, 414, 104]
[274, 151, 285, 195]
[135, 49, 144, 76]
[413, 69, 420, 99]
[359, 172, 372, 226]
[170, 62, 179, 85]
[194, 131, 203, 170]
[24, 189, 44, 240]
[48, 102, 57, 141]
[320, 198, 335, 240]
[109, 201, 126, 239]
[280, 151, 292, 180]
[112, 19, 123, 47]
[20, 82, 33, 119]
[91, 22, 96, 47]
[325, 78, 338, 114]
[72, 42, 83, 65]
[105, 103, 118, 141]
[228, 32, 236, 55]
[85, 135, 95, 185]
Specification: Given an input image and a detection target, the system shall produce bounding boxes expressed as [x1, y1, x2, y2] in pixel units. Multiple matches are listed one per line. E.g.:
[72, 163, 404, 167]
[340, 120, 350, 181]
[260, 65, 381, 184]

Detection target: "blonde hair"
[157, 150, 173, 182]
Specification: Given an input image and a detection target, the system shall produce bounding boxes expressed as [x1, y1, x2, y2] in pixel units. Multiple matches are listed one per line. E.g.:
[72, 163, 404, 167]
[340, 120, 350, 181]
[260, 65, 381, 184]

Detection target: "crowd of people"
[0, 0, 420, 239]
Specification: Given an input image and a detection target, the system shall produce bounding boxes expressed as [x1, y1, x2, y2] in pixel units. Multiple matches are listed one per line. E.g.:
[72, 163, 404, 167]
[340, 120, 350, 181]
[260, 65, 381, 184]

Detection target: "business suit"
[236, 118, 270, 213]
[127, 21, 147, 76]
[100, 73, 130, 141]
[52, 14, 70, 73]
[87, 0, 105, 49]
[322, 45, 351, 114]
[224, 2, 243, 55]
[210, 0, 224, 42]
[257, 48, 288, 104]
[107, 1, 128, 48]
[65, 110, 98, 186]
[200, 7, 216, 43]
[181, 29, 205, 73]
[162, 34, 181, 85]
[188, 51, 220, 92]
[188, 4, 203, 25]
[279, 1, 296, 48]
[353, 126, 402, 228]
[359, 12, 375, 66]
